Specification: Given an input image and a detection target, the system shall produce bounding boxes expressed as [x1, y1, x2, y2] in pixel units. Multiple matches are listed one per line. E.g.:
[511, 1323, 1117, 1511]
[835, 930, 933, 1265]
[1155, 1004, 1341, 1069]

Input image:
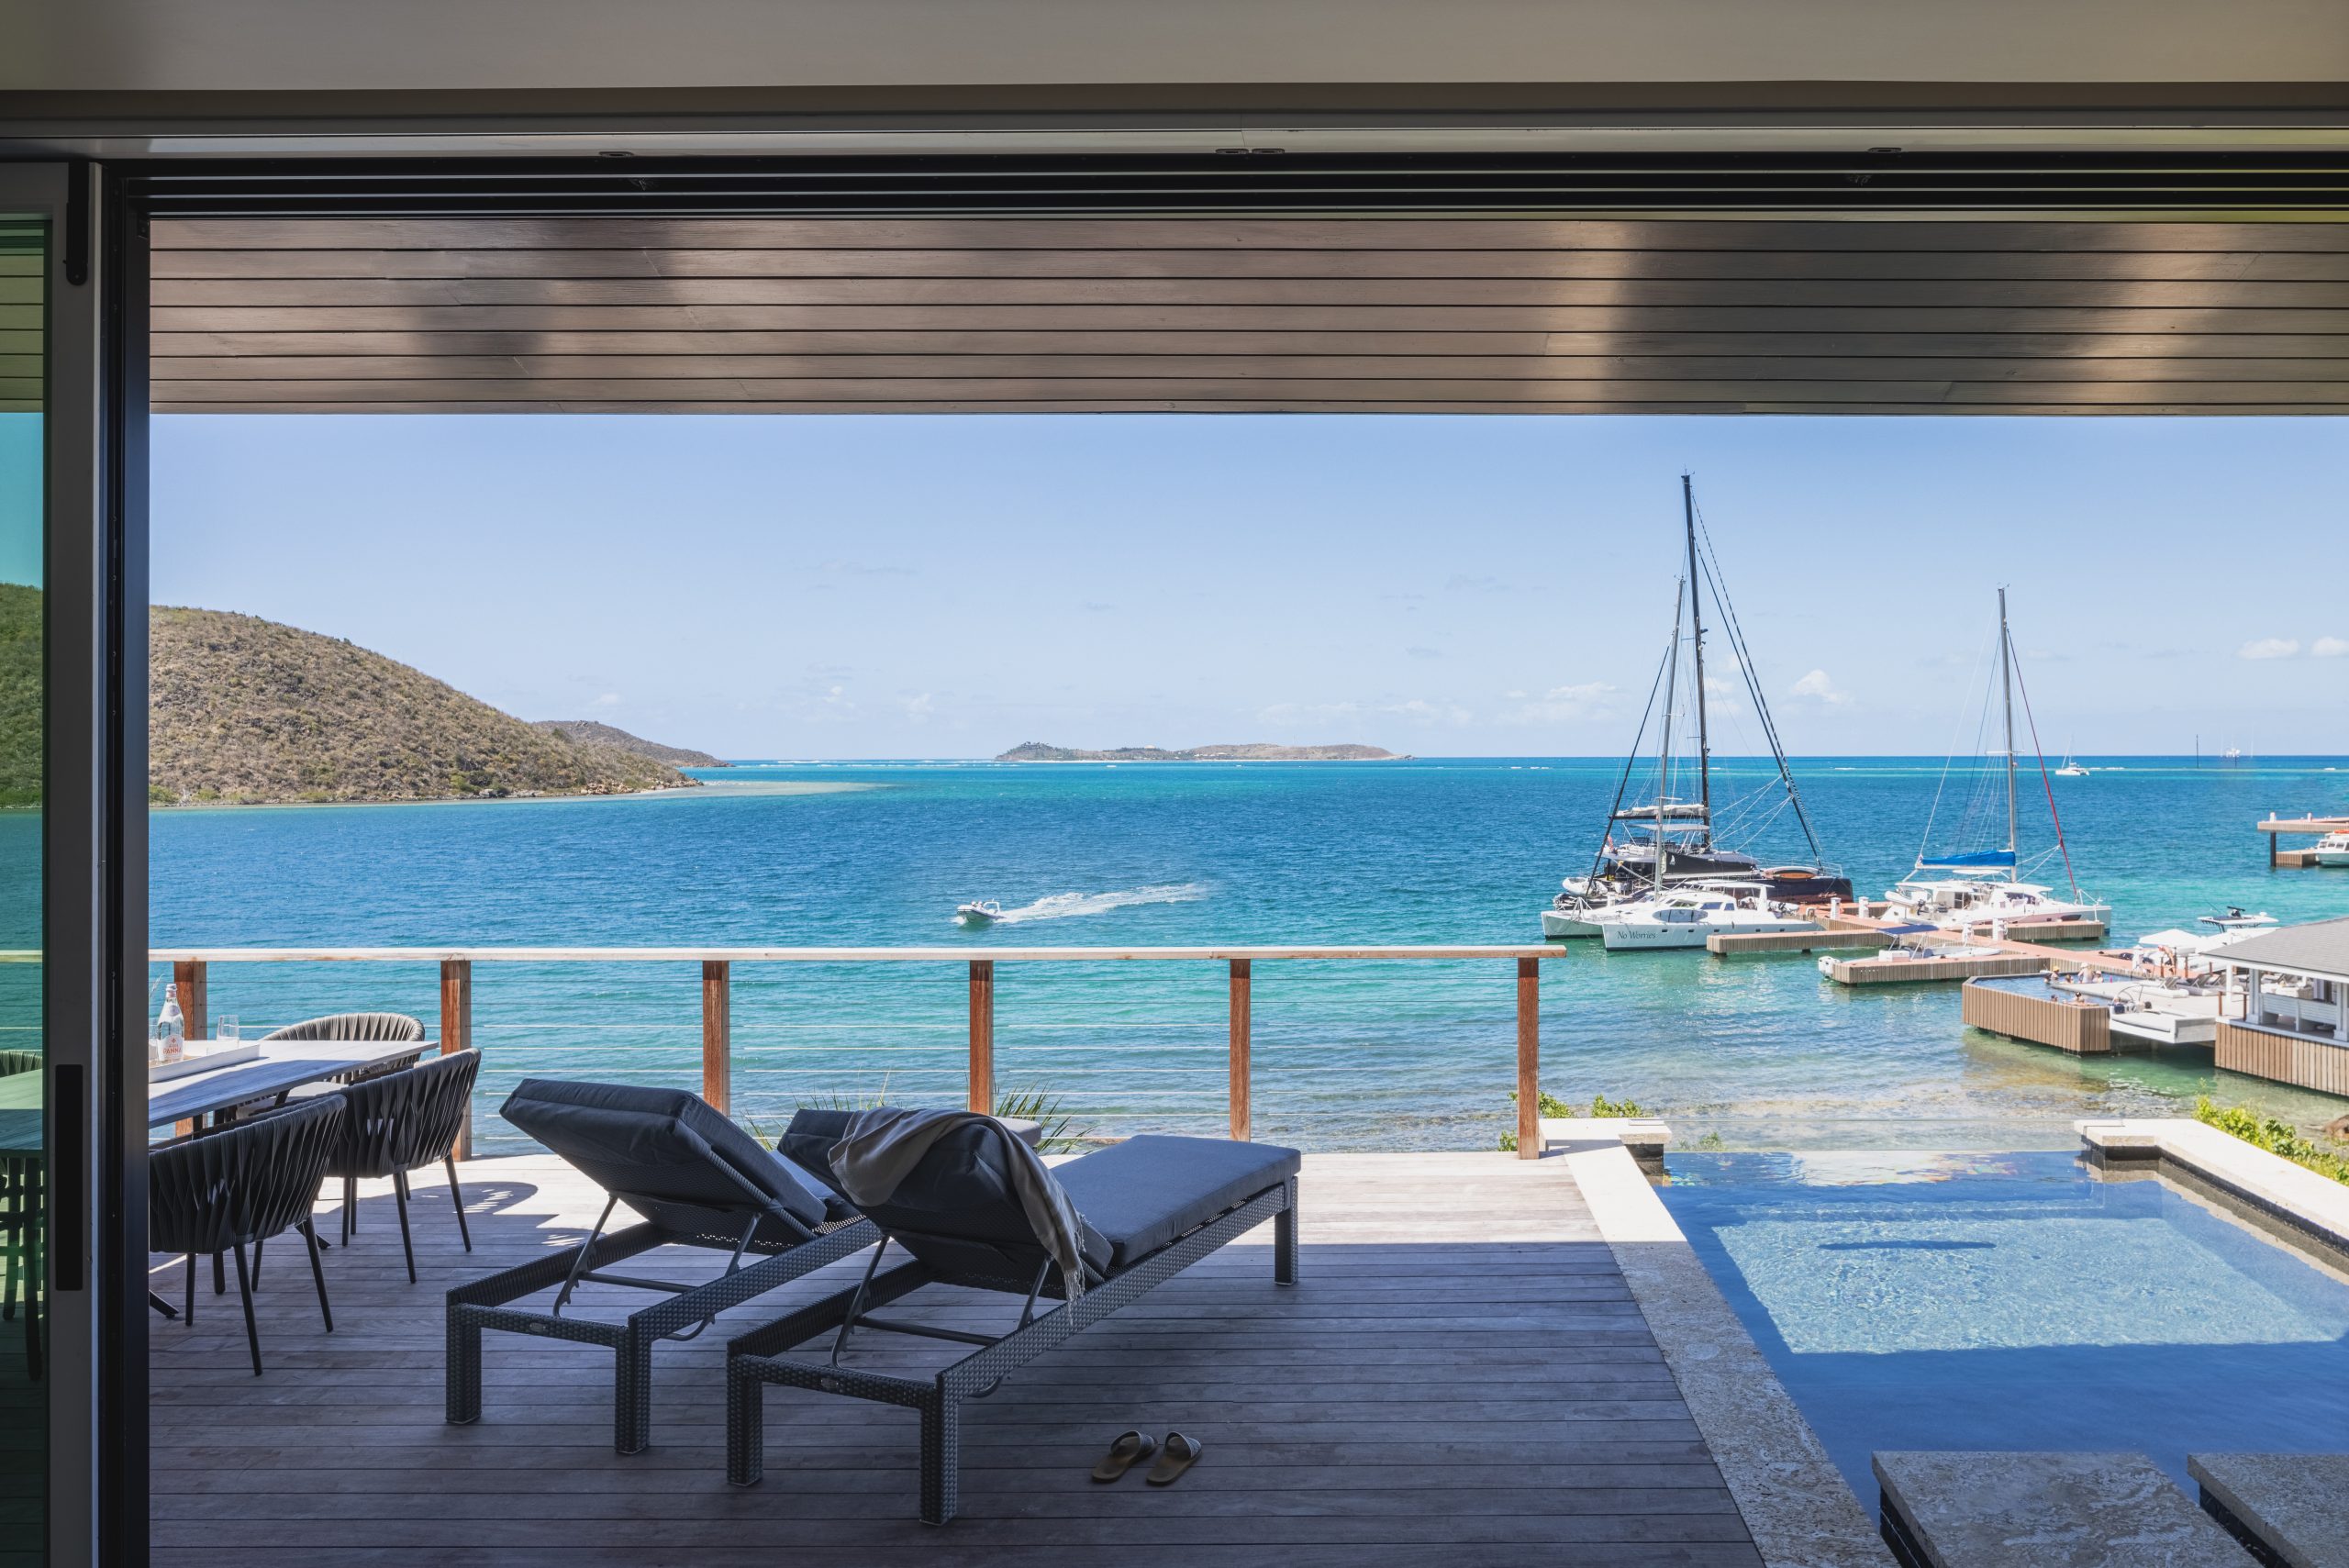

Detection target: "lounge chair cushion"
[781, 1113, 1297, 1277]
[1055, 1135, 1299, 1269]
[503, 1078, 843, 1240]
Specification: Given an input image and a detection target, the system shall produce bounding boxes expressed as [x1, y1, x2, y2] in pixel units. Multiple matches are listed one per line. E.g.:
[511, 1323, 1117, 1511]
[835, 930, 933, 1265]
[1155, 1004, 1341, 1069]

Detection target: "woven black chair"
[320, 1049, 480, 1284]
[149, 1096, 344, 1376]
[2, 1049, 41, 1376]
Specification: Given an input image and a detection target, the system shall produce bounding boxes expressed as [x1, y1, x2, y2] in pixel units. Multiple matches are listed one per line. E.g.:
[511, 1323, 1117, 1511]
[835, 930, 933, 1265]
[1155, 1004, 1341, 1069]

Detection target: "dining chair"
[149, 1096, 345, 1376]
[320, 1049, 481, 1283]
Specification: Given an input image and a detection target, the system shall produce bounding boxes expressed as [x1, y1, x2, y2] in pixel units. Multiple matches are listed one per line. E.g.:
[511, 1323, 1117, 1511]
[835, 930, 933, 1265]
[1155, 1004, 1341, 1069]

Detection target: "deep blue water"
[1661, 1150, 2349, 1494]
[139, 754, 2349, 1151]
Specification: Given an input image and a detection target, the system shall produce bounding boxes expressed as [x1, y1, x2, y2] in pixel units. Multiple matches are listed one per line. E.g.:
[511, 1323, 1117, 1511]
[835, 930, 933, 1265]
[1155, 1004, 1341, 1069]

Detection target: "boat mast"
[1655, 576, 1687, 889]
[1998, 586, 2019, 861]
[1683, 473, 1710, 834]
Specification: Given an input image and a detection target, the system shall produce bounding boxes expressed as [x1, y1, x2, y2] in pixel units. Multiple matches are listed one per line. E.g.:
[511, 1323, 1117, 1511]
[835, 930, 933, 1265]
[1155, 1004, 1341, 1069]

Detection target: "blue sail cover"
[1918, 850, 2018, 870]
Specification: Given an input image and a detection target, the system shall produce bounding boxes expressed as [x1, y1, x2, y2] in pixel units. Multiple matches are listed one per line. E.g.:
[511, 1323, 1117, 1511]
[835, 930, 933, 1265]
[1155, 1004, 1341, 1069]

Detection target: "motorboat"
[2199, 906, 2279, 934]
[1595, 884, 1815, 951]
[2316, 830, 2349, 867]
[952, 899, 1003, 928]
[1540, 475, 1849, 936]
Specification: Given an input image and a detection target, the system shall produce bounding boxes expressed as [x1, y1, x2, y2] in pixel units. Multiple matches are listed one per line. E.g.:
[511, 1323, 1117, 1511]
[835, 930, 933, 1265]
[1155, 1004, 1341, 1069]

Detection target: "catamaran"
[1542, 476, 1850, 939]
[1885, 590, 2108, 932]
[1593, 882, 1817, 951]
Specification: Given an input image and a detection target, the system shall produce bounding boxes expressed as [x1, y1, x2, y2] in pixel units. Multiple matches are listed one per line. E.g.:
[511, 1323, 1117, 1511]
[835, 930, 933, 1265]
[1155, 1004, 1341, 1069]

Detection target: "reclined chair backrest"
[503, 1078, 834, 1248]
[779, 1108, 1110, 1286]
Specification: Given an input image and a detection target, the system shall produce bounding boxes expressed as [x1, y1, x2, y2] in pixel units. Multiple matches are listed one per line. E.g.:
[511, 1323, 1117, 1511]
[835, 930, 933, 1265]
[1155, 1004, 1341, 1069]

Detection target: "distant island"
[532, 719, 730, 770]
[997, 741, 1406, 762]
[149, 606, 718, 806]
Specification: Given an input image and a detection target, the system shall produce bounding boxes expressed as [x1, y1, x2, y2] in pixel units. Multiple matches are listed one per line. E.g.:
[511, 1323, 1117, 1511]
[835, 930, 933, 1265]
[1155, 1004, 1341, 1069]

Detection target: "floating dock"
[1961, 979, 2116, 1053]
[2258, 814, 2349, 868]
[1826, 950, 2050, 985]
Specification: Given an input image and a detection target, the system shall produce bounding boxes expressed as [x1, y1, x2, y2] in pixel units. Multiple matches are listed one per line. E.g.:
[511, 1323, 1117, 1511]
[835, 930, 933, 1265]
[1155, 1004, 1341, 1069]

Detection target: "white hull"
[1542, 907, 1604, 939]
[2316, 851, 2349, 867]
[1601, 913, 1813, 951]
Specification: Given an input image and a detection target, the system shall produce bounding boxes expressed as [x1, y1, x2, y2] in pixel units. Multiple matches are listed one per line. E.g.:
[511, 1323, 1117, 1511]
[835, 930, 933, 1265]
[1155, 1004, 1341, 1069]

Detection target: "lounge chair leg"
[445, 1155, 472, 1251]
[212, 1248, 226, 1296]
[300, 1220, 332, 1332]
[250, 1235, 263, 1287]
[184, 1252, 196, 1325]
[394, 1171, 417, 1284]
[1275, 1179, 1298, 1285]
[615, 1326, 652, 1454]
[725, 1365, 764, 1486]
[918, 1394, 961, 1526]
[446, 1308, 482, 1425]
[231, 1241, 262, 1377]
[341, 1175, 355, 1245]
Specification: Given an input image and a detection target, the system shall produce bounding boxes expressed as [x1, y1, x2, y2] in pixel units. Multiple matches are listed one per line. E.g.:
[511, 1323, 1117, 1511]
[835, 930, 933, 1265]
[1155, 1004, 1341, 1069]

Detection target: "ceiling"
[149, 210, 2349, 414]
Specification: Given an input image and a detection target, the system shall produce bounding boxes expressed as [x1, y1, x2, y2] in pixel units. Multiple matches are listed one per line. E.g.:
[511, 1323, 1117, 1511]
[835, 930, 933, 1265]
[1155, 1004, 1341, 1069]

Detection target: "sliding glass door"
[0, 187, 47, 1568]
[0, 159, 136, 1568]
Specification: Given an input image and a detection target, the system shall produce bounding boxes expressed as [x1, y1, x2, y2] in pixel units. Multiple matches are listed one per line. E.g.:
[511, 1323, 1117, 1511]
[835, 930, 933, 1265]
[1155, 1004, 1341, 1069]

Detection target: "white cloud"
[2314, 636, 2349, 659]
[899, 693, 937, 722]
[591, 692, 623, 708]
[1500, 682, 1616, 726]
[2238, 637, 2302, 661]
[1788, 669, 1850, 706]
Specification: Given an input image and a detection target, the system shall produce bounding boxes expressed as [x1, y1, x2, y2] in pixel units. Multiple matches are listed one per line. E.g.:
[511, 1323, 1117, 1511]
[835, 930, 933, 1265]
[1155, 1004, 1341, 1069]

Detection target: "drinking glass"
[218, 1014, 239, 1044]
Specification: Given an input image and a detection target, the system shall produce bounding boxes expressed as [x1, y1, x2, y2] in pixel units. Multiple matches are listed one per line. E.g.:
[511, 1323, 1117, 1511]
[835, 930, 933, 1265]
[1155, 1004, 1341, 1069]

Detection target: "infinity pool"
[1659, 1151, 2349, 1496]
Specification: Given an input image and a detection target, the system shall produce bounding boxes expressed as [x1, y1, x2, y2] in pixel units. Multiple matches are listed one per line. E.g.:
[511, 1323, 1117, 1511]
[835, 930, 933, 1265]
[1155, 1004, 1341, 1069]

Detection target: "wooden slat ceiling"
[148, 216, 2349, 414]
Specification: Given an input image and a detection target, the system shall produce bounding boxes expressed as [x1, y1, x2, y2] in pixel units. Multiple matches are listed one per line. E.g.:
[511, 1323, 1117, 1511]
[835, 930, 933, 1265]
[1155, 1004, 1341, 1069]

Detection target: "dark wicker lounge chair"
[317, 1048, 480, 1281]
[445, 1078, 879, 1453]
[149, 1096, 344, 1376]
[726, 1110, 1299, 1523]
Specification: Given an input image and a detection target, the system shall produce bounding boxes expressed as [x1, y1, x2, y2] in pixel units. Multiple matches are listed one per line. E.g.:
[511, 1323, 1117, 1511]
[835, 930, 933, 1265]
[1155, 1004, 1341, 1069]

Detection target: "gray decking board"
[2189, 1453, 2349, 1568]
[149, 1151, 1763, 1564]
[1873, 1451, 2249, 1568]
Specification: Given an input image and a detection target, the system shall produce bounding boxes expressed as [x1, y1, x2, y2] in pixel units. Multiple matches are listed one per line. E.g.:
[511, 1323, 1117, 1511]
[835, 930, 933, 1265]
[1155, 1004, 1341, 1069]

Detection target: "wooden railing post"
[1228, 959, 1252, 1141]
[1516, 957, 1540, 1160]
[968, 960, 995, 1113]
[173, 958, 208, 1043]
[440, 958, 473, 1160]
[703, 960, 732, 1114]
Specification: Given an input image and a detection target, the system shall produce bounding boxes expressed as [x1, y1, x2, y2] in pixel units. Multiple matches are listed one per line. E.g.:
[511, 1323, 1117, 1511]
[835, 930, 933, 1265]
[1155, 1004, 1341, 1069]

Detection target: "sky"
[148, 414, 2349, 760]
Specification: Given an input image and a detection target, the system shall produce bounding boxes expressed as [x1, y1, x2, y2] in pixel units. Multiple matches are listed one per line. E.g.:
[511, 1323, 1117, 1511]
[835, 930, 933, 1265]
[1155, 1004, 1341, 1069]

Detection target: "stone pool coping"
[1550, 1118, 1891, 1568]
[2075, 1118, 2349, 1269]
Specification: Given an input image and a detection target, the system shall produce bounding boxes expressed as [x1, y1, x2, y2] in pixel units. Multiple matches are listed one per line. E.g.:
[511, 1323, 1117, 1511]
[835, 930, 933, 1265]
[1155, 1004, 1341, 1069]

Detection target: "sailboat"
[1885, 591, 2109, 932]
[2054, 740, 2088, 778]
[1542, 476, 1850, 939]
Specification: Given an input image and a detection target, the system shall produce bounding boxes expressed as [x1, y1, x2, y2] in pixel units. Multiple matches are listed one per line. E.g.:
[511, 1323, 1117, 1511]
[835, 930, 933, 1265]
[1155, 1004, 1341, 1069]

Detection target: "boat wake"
[990, 883, 1207, 924]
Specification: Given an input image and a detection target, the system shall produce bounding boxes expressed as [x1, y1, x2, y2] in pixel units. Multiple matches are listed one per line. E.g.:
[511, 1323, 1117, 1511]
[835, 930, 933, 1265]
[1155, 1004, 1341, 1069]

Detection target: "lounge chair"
[726, 1110, 1299, 1523]
[444, 1079, 878, 1453]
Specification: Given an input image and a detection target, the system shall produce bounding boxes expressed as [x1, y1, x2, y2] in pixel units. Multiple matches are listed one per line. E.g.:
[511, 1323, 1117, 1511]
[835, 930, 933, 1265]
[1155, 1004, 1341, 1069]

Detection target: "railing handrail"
[142, 943, 1558, 1160]
[144, 943, 1570, 963]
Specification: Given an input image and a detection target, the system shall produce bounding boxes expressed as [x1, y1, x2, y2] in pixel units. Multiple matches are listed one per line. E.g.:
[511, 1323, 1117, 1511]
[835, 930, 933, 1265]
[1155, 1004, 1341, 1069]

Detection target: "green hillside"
[149, 607, 695, 805]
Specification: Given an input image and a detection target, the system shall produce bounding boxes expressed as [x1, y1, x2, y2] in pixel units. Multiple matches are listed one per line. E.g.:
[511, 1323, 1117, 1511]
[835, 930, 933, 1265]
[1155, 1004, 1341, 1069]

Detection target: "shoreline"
[147, 778, 882, 813]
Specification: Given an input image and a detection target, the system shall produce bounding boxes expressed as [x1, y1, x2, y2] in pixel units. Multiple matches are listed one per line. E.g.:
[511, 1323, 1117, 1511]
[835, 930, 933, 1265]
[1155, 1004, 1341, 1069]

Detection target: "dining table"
[0, 1036, 439, 1320]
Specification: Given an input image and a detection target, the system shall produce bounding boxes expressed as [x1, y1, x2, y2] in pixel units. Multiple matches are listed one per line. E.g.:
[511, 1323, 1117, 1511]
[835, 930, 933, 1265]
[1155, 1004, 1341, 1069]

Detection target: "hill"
[532, 719, 729, 769]
[0, 584, 37, 806]
[997, 741, 1403, 762]
[149, 607, 697, 805]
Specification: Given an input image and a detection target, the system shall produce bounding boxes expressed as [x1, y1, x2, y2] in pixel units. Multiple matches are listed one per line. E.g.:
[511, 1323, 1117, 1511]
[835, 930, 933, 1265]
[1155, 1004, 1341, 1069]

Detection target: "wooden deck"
[149, 1151, 1761, 1565]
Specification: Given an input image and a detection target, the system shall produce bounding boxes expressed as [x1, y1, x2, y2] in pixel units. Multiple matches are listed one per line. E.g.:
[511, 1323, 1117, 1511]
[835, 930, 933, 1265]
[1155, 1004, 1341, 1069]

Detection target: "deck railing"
[149, 945, 1566, 1159]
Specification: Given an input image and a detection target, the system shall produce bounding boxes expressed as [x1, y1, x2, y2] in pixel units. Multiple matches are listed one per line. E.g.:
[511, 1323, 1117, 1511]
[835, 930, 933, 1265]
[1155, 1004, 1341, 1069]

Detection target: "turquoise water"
[141, 755, 2349, 1152]
[1661, 1151, 2349, 1493]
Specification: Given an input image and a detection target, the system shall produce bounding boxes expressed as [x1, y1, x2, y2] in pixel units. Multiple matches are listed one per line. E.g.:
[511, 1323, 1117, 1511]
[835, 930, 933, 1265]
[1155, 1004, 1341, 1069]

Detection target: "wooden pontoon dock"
[2258, 815, 2349, 868]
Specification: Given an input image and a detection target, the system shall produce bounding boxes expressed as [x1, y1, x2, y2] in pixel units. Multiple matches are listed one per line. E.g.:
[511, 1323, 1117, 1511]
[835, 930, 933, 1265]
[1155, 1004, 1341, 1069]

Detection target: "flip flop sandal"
[1091, 1430, 1159, 1483]
[1146, 1431, 1203, 1485]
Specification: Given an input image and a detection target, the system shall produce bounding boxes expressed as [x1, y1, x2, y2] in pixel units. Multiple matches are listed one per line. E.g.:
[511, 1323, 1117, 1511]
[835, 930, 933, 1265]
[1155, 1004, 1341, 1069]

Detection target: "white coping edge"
[2076, 1118, 2349, 1252]
[1555, 1121, 1892, 1568]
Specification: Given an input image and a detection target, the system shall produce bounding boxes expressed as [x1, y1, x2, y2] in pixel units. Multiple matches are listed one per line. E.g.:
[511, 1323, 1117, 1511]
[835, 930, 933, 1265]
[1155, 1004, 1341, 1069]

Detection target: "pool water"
[1659, 1151, 2349, 1496]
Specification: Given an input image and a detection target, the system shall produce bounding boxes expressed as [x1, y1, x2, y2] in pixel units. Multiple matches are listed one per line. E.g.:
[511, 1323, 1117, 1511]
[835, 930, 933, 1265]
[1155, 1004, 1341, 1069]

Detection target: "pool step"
[2190, 1453, 2349, 1568]
[1874, 1451, 2251, 1567]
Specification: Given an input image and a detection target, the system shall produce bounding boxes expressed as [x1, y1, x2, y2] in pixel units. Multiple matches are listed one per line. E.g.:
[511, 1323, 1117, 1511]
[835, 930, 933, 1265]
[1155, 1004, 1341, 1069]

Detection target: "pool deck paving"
[1873, 1451, 2246, 1568]
[2189, 1453, 2349, 1568]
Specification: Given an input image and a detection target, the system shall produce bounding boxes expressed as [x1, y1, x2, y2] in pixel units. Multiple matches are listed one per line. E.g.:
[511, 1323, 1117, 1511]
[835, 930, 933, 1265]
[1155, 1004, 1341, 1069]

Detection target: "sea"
[134, 755, 2349, 1154]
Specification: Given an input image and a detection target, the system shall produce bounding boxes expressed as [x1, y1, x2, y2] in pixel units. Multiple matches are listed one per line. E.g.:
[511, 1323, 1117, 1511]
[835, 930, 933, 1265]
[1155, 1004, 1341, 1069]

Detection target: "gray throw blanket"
[828, 1107, 1089, 1297]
